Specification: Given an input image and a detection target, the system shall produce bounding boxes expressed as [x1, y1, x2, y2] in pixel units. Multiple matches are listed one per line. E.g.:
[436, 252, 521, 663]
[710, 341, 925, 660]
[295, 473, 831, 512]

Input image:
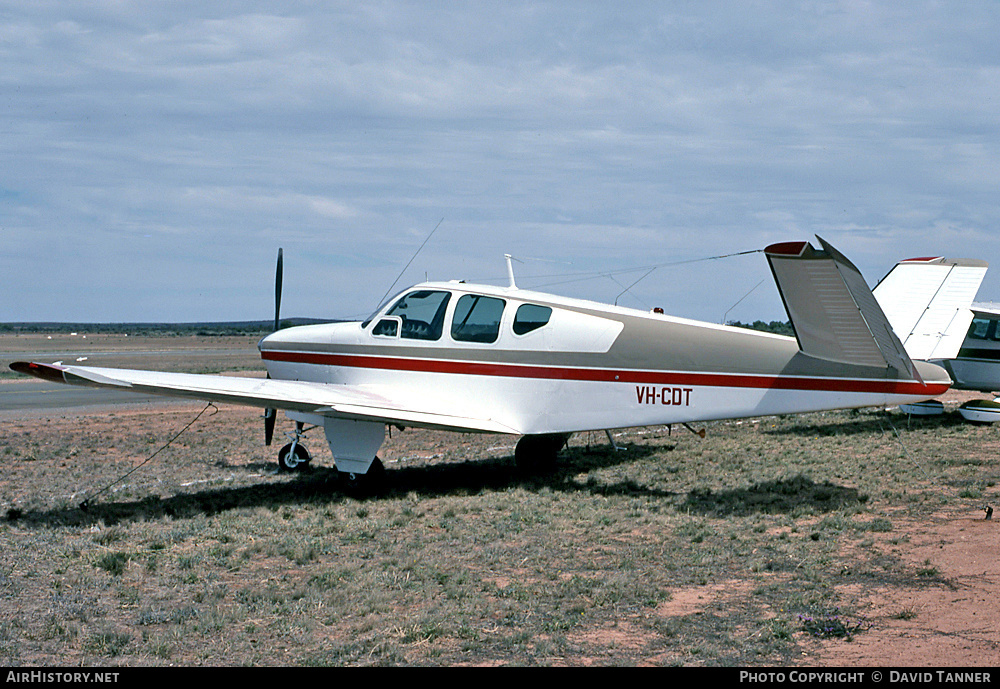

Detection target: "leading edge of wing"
[8, 362, 519, 435]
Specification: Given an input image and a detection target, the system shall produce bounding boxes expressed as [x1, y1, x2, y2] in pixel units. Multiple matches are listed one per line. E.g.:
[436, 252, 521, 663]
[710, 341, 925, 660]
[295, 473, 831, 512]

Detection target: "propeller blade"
[265, 247, 283, 446]
[264, 408, 276, 446]
[274, 247, 283, 332]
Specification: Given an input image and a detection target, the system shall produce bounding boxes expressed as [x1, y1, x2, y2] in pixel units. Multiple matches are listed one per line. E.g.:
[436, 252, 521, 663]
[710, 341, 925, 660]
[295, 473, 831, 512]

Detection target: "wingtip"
[9, 361, 67, 384]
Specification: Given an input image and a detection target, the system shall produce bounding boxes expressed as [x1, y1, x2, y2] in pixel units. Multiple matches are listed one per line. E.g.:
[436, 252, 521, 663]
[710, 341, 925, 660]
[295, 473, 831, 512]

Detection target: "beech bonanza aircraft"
[11, 237, 952, 486]
[873, 256, 997, 393]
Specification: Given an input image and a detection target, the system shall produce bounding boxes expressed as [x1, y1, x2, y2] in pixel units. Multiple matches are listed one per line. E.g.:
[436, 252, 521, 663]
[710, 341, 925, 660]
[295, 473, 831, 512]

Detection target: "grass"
[2, 338, 999, 665]
[797, 608, 872, 640]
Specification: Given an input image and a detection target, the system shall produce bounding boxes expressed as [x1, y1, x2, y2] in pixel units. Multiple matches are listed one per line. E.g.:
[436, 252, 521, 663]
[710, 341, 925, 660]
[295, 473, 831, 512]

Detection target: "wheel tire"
[277, 442, 311, 472]
[341, 457, 385, 494]
[514, 434, 568, 473]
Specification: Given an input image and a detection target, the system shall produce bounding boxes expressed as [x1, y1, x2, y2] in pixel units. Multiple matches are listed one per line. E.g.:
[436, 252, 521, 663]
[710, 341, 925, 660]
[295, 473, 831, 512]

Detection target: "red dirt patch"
[799, 511, 1000, 666]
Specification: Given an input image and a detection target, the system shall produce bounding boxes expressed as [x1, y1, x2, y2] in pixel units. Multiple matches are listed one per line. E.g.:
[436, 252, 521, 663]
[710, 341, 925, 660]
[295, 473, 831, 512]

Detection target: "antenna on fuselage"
[505, 254, 518, 289]
[377, 218, 444, 308]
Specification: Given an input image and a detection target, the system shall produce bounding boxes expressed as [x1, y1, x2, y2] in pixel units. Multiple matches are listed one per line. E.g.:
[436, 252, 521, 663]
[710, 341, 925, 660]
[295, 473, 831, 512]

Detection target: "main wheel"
[341, 457, 385, 494]
[277, 442, 311, 472]
[514, 434, 569, 473]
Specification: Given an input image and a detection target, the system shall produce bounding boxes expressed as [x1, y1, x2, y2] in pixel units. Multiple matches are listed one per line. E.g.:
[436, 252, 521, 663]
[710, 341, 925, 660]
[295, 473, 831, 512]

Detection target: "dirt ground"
[655, 502, 1000, 666]
[804, 510, 1000, 666]
[2, 362, 997, 665]
[652, 388, 1000, 667]
[801, 389, 1000, 666]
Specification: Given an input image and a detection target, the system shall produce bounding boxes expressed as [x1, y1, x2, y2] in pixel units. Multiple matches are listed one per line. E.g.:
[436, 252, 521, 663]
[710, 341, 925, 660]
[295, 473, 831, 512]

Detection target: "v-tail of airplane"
[873, 255, 998, 394]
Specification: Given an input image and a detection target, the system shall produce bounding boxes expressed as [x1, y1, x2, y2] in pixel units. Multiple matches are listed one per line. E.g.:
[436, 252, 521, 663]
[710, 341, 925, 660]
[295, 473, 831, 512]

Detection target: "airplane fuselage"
[258, 281, 951, 438]
[936, 307, 1000, 392]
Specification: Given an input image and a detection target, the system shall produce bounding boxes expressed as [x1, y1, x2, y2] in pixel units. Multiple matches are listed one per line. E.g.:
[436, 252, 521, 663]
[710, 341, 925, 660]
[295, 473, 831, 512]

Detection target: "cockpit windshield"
[376, 290, 452, 340]
[361, 288, 409, 328]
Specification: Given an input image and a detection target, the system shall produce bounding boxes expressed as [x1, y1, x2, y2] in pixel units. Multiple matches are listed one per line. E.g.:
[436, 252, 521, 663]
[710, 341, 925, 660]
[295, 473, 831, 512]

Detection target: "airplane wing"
[764, 237, 917, 377]
[8, 361, 519, 435]
[872, 256, 988, 361]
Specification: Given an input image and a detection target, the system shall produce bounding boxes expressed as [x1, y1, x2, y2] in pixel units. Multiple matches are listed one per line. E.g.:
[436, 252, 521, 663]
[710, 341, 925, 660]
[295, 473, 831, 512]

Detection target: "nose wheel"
[276, 421, 313, 472]
[277, 442, 311, 471]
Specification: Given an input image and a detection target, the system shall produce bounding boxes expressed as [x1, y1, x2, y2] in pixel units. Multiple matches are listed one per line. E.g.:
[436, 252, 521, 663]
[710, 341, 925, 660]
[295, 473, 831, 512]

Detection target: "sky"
[2, 1, 999, 325]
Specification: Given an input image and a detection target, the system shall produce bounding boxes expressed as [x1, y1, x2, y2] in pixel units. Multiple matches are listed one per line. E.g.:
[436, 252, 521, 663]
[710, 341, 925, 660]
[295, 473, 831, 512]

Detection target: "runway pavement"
[1, 339, 262, 413]
[0, 379, 189, 412]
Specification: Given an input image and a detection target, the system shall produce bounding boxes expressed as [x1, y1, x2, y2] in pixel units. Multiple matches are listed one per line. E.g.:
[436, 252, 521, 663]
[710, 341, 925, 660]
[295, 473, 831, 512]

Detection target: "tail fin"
[765, 237, 916, 378]
[872, 256, 987, 361]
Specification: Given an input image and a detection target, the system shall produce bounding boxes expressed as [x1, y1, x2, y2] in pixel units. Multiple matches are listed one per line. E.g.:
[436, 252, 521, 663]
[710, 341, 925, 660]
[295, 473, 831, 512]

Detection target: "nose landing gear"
[276, 421, 313, 472]
[277, 441, 311, 471]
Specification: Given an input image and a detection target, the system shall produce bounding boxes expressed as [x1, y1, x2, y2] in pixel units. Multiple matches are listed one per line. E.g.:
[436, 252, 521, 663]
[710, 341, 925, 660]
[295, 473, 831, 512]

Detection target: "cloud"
[2, 1, 999, 322]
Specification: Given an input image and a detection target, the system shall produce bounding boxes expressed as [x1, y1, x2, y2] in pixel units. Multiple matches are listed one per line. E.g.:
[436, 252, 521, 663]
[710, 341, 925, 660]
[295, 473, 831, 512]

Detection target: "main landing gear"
[515, 433, 570, 473]
[341, 457, 386, 494]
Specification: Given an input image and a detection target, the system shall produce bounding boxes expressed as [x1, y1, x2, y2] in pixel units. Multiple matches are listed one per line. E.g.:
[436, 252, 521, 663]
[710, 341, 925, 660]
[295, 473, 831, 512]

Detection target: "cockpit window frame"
[362, 288, 409, 329]
[371, 315, 401, 338]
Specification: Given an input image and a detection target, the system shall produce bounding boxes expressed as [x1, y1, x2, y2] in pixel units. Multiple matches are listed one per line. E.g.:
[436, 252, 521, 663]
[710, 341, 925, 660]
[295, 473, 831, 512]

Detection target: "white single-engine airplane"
[11, 237, 952, 486]
[873, 256, 998, 393]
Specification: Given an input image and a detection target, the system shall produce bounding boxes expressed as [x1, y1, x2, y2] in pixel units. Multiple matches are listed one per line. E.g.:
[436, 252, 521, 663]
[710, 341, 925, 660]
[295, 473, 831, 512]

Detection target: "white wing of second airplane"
[8, 361, 519, 435]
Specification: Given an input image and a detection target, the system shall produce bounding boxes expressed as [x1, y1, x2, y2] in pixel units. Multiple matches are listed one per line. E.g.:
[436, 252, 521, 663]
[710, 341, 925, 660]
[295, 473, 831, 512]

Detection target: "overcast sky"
[3, 1, 999, 325]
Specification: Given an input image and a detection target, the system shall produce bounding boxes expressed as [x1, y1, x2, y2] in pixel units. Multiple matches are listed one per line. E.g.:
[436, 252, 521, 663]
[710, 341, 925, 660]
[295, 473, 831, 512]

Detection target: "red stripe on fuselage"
[260, 349, 948, 396]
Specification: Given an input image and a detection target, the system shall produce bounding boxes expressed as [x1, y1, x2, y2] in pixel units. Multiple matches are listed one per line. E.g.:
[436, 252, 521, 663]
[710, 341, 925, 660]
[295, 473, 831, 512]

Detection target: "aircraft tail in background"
[872, 256, 988, 362]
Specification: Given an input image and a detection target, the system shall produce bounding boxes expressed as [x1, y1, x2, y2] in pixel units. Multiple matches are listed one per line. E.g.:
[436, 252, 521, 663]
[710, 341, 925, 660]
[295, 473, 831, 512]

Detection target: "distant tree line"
[0, 318, 332, 336]
[726, 320, 795, 337]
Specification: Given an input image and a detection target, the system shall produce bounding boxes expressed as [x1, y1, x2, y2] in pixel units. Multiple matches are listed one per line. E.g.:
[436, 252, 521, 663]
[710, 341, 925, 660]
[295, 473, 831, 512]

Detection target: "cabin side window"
[383, 290, 451, 341]
[967, 318, 995, 341]
[451, 294, 505, 343]
[513, 304, 553, 335]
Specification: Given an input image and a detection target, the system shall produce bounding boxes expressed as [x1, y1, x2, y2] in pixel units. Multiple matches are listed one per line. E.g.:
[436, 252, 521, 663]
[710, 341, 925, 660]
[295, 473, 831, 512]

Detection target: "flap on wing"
[9, 362, 518, 435]
[872, 257, 988, 361]
[764, 237, 916, 377]
[313, 403, 518, 434]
